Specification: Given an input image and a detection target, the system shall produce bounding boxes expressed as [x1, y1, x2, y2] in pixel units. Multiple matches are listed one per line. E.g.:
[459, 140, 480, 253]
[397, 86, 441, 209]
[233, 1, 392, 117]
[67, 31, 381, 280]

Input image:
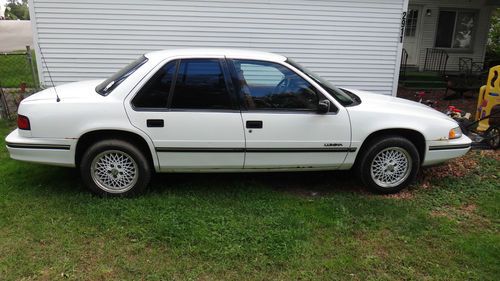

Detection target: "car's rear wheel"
[80, 139, 151, 196]
[357, 136, 420, 194]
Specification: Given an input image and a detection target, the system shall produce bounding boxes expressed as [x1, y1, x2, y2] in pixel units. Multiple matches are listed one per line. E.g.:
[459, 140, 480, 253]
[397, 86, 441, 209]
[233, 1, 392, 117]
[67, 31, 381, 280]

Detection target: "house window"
[435, 10, 477, 49]
[405, 9, 418, 37]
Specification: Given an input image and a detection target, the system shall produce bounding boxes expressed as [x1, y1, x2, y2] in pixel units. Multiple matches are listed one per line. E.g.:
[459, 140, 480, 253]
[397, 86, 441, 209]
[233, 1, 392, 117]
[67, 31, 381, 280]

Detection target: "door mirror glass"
[317, 99, 330, 114]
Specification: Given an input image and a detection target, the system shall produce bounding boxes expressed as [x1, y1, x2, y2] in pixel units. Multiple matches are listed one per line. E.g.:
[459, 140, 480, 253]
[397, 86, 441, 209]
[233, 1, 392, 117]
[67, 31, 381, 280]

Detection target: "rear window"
[96, 55, 148, 96]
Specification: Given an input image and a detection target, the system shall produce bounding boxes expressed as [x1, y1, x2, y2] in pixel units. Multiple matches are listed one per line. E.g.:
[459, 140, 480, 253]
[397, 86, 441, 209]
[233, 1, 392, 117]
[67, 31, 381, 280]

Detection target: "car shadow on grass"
[149, 170, 368, 197]
[11, 163, 426, 199]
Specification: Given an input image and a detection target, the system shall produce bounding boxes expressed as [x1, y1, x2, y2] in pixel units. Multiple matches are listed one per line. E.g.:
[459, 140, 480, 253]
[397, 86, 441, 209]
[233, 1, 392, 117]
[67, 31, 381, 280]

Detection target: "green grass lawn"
[0, 50, 37, 88]
[0, 120, 498, 280]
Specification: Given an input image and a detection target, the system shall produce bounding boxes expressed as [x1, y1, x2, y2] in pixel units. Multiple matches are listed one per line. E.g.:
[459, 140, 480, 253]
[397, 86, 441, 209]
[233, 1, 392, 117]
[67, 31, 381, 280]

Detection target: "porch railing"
[399, 48, 408, 81]
[423, 48, 449, 76]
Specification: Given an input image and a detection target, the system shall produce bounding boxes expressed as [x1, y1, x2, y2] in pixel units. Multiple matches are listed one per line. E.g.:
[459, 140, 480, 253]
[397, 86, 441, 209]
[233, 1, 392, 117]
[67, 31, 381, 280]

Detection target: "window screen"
[435, 11, 456, 48]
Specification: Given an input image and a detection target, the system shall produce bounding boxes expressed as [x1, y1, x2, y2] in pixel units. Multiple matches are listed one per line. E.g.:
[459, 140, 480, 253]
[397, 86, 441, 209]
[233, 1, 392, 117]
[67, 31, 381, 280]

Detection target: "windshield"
[96, 55, 148, 96]
[286, 59, 358, 106]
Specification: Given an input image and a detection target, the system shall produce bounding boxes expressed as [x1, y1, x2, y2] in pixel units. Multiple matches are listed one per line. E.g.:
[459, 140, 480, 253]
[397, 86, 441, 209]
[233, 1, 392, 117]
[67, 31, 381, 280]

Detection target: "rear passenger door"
[125, 57, 245, 171]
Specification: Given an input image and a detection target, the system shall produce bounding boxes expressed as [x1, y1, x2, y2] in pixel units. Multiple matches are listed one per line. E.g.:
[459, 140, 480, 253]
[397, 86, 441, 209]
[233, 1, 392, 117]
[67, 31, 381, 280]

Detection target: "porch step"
[403, 71, 444, 81]
[400, 80, 447, 89]
[399, 70, 447, 89]
[404, 65, 419, 72]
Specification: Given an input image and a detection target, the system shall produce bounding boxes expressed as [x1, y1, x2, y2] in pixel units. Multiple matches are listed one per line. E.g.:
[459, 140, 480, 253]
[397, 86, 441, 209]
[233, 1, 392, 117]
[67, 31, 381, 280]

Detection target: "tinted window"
[96, 55, 148, 96]
[286, 59, 356, 107]
[233, 60, 319, 110]
[435, 11, 456, 48]
[132, 61, 176, 108]
[170, 59, 233, 109]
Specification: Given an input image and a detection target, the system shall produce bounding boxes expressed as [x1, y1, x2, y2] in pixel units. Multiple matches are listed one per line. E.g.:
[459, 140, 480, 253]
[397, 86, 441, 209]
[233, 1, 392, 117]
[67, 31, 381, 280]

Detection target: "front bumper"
[422, 135, 472, 166]
[5, 129, 76, 167]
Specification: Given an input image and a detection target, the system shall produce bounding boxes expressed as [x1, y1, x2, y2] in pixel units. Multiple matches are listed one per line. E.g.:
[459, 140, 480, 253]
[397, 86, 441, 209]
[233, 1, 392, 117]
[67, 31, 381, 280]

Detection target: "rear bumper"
[5, 129, 76, 167]
[423, 135, 472, 166]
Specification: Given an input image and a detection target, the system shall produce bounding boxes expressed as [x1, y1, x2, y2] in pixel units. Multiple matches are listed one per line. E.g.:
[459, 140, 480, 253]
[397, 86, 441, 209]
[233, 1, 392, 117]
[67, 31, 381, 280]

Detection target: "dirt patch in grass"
[480, 149, 500, 161]
[419, 152, 481, 189]
[383, 189, 415, 200]
[430, 203, 492, 229]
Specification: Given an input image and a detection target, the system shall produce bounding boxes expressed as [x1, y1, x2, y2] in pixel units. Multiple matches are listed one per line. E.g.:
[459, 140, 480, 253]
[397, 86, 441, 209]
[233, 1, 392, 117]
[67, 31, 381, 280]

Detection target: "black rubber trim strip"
[6, 142, 70, 150]
[429, 144, 471, 151]
[156, 147, 245, 153]
[246, 147, 356, 153]
[156, 147, 356, 153]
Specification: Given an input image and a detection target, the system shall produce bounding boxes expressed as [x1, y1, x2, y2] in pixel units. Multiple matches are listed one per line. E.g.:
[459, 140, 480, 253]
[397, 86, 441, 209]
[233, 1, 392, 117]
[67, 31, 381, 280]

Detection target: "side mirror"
[317, 99, 330, 114]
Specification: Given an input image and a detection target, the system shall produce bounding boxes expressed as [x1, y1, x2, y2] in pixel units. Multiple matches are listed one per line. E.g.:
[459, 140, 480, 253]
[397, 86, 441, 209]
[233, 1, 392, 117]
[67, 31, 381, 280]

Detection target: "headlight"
[449, 127, 462, 139]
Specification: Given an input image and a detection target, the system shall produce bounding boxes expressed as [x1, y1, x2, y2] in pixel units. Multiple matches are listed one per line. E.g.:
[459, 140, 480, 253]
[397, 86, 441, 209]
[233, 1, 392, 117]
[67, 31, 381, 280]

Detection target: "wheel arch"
[75, 129, 158, 170]
[355, 128, 426, 165]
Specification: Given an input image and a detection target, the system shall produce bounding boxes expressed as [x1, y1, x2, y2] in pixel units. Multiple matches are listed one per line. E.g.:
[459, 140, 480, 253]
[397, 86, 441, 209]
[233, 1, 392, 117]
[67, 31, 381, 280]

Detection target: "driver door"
[228, 59, 351, 169]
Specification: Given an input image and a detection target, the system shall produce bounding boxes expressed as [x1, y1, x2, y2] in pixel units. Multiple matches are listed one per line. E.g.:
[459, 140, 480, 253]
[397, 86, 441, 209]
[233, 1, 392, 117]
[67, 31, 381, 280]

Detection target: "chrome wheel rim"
[370, 147, 412, 188]
[91, 150, 138, 193]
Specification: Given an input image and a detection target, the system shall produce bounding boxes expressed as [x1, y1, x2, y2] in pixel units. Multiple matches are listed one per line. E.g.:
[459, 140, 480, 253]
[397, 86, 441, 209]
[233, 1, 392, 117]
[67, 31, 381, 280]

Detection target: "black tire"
[357, 136, 420, 194]
[79, 139, 151, 197]
[485, 126, 499, 149]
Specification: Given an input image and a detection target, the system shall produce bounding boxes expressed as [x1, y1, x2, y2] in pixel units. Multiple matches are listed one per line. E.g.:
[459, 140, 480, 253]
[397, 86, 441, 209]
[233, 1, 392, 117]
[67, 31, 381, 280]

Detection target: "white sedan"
[5, 49, 471, 196]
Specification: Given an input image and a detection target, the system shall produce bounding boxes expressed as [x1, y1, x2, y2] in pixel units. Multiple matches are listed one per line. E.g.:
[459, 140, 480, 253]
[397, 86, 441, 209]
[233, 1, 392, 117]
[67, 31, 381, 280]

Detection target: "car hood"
[22, 79, 105, 102]
[343, 88, 455, 122]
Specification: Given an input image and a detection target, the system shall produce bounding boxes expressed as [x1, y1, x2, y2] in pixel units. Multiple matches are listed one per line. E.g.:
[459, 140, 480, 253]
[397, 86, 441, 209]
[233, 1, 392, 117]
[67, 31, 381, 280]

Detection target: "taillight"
[17, 115, 30, 130]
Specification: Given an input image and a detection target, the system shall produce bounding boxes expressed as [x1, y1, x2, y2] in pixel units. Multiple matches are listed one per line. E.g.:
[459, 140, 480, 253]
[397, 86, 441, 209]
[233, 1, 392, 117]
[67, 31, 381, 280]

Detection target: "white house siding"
[411, 0, 494, 72]
[29, 0, 407, 95]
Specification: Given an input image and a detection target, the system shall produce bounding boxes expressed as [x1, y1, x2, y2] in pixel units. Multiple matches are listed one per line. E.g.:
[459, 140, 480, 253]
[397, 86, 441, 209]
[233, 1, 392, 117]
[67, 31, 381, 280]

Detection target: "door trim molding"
[155, 147, 357, 153]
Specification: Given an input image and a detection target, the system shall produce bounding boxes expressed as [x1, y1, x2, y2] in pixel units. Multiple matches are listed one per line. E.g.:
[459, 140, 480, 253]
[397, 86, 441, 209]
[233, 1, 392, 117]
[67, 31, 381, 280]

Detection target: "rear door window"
[170, 59, 234, 110]
[132, 61, 177, 109]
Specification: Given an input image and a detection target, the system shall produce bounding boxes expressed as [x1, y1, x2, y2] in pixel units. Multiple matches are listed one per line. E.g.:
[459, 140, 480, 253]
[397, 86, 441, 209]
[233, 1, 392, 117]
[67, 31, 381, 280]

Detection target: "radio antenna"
[37, 42, 60, 102]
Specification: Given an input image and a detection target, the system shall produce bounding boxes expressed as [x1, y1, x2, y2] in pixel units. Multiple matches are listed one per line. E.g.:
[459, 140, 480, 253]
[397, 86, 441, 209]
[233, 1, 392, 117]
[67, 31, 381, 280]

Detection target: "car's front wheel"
[80, 139, 151, 196]
[357, 136, 420, 194]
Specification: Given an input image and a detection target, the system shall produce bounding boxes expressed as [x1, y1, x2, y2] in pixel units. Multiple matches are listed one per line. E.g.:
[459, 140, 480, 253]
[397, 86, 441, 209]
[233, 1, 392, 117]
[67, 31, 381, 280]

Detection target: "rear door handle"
[147, 119, 164, 127]
[246, 120, 263, 129]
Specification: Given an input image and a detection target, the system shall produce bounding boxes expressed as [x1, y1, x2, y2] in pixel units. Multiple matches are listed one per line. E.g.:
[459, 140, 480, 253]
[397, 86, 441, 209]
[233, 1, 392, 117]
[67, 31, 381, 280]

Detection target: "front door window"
[232, 60, 320, 111]
[405, 9, 419, 37]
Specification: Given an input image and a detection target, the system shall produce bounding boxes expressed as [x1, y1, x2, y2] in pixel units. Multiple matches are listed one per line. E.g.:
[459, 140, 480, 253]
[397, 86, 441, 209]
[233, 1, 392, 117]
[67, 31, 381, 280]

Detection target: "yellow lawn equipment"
[472, 66, 500, 148]
[476, 66, 500, 131]
[448, 66, 500, 149]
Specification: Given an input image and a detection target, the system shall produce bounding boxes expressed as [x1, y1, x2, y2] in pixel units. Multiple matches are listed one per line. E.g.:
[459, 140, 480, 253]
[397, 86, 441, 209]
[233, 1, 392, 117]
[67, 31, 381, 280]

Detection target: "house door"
[403, 6, 423, 65]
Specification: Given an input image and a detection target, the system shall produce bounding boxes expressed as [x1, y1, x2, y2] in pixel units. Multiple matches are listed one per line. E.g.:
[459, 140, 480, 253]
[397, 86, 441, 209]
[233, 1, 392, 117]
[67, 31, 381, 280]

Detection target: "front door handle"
[246, 120, 263, 129]
[147, 119, 164, 127]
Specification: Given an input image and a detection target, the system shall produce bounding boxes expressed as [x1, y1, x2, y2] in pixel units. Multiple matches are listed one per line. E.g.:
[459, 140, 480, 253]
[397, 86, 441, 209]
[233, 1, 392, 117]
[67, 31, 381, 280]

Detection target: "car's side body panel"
[338, 88, 471, 168]
[130, 110, 246, 170]
[6, 129, 76, 167]
[240, 111, 351, 169]
[5, 48, 472, 175]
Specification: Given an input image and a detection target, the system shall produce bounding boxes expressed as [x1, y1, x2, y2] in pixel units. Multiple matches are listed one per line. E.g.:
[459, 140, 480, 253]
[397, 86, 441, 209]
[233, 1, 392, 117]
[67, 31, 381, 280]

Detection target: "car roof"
[144, 48, 287, 62]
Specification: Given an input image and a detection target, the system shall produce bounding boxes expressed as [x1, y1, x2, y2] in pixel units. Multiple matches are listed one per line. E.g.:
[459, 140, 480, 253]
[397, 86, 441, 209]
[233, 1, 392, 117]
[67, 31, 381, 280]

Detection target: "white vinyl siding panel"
[30, 0, 406, 95]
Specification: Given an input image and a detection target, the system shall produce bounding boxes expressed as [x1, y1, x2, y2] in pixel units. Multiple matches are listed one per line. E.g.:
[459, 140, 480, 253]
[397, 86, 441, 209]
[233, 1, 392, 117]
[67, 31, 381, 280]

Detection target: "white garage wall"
[29, 0, 407, 95]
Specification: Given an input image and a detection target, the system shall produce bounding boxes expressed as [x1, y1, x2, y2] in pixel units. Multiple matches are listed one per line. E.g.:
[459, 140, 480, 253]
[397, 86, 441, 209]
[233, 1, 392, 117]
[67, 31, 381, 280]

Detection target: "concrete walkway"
[0, 20, 33, 52]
